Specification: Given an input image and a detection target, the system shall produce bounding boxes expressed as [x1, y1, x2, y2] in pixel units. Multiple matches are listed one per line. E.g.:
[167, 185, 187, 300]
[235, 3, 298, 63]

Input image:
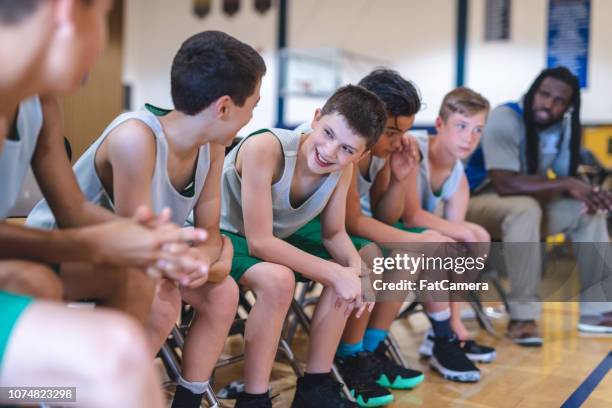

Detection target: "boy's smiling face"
[370, 115, 415, 158]
[306, 110, 368, 175]
[436, 111, 487, 159]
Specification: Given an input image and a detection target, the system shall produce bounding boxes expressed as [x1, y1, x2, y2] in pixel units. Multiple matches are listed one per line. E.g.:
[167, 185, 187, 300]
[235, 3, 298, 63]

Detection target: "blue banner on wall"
[547, 0, 590, 88]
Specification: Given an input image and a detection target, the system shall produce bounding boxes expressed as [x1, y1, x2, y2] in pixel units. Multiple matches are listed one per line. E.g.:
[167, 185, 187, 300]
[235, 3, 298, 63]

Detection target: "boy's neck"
[428, 135, 456, 170]
[158, 110, 212, 158]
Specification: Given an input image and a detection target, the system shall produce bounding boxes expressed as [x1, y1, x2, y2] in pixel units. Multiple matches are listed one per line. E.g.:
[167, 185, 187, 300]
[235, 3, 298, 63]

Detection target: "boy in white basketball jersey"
[27, 30, 266, 408]
[400, 88, 494, 364]
[0, 1, 201, 407]
[220, 85, 387, 408]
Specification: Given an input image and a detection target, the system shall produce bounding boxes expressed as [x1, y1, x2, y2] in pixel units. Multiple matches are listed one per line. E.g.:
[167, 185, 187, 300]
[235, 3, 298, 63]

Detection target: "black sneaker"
[170, 385, 204, 408]
[430, 336, 480, 382]
[335, 353, 394, 407]
[420, 329, 496, 363]
[235, 391, 274, 408]
[461, 340, 496, 363]
[291, 374, 358, 408]
[371, 343, 425, 389]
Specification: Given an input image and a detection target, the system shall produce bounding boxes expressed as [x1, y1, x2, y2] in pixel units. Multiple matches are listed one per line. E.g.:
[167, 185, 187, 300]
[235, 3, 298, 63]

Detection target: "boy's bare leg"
[0, 301, 165, 408]
[147, 279, 182, 354]
[240, 263, 295, 393]
[0, 260, 63, 299]
[450, 301, 470, 340]
[307, 286, 349, 373]
[180, 276, 239, 382]
[60, 262, 156, 324]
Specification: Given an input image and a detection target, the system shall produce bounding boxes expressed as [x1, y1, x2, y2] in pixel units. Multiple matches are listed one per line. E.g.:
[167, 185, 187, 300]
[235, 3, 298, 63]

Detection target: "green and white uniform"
[220, 126, 369, 281]
[26, 104, 210, 229]
[0, 96, 42, 367]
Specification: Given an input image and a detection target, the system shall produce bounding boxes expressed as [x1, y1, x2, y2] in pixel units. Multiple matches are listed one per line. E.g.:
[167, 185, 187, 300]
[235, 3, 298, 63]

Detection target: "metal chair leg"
[278, 337, 304, 377]
[467, 293, 497, 337]
[331, 364, 355, 402]
[160, 324, 221, 408]
[203, 386, 221, 408]
[384, 333, 409, 368]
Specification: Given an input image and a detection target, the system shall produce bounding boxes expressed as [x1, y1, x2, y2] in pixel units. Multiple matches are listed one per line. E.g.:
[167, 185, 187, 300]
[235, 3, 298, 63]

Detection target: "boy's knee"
[150, 281, 182, 331]
[192, 277, 239, 318]
[95, 313, 151, 379]
[3, 262, 63, 300]
[257, 265, 295, 308]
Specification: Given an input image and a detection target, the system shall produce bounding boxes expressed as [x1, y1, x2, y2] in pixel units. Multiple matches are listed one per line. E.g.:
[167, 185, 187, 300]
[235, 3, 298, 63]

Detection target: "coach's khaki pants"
[467, 193, 610, 320]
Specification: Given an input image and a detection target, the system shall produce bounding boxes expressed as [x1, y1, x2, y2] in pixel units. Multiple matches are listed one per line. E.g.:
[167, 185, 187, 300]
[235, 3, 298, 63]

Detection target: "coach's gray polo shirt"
[482, 101, 572, 179]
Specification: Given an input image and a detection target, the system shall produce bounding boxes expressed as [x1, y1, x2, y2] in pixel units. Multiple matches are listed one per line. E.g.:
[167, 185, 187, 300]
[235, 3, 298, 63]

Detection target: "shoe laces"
[434, 336, 468, 359]
[371, 348, 402, 377]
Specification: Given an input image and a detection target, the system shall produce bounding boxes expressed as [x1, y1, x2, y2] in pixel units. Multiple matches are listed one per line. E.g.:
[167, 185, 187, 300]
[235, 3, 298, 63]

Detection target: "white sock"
[177, 375, 209, 394]
[426, 308, 451, 321]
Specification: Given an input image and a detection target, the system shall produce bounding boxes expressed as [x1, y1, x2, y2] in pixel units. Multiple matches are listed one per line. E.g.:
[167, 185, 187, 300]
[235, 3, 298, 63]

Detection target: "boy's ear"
[214, 95, 232, 118]
[310, 108, 322, 128]
[357, 149, 370, 161]
[434, 116, 444, 133]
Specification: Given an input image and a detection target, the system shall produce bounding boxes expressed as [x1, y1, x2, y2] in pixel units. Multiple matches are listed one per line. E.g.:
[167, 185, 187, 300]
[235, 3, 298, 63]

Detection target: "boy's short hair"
[0, 0, 92, 24]
[358, 68, 421, 118]
[171, 30, 266, 115]
[320, 84, 386, 148]
[439, 87, 490, 121]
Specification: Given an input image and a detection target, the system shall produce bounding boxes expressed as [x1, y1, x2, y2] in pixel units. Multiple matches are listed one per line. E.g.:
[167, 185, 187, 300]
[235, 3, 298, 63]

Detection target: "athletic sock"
[336, 340, 364, 358]
[301, 371, 332, 389]
[426, 308, 454, 338]
[363, 328, 388, 352]
[171, 376, 208, 408]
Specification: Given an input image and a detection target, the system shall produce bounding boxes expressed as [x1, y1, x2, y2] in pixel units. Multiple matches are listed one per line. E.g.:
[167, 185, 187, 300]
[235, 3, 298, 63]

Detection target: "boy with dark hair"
[336, 71, 481, 407]
[220, 84, 386, 408]
[400, 87, 496, 363]
[0, 1, 202, 406]
[465, 67, 612, 343]
[27, 29, 266, 408]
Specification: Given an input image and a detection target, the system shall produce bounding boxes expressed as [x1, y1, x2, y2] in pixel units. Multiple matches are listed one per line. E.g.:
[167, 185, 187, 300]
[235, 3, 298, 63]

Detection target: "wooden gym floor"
[164, 302, 612, 408]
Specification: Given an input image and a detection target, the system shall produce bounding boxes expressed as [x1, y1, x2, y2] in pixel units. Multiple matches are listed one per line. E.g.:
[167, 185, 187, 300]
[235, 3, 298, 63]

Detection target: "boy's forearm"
[323, 232, 361, 269]
[194, 232, 223, 264]
[55, 200, 118, 228]
[349, 213, 431, 244]
[0, 222, 95, 263]
[372, 179, 406, 224]
[194, 232, 227, 282]
[410, 210, 464, 240]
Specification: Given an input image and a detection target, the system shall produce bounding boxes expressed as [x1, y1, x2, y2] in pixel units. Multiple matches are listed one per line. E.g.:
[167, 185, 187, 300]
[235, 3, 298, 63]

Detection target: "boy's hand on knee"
[330, 264, 362, 315]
